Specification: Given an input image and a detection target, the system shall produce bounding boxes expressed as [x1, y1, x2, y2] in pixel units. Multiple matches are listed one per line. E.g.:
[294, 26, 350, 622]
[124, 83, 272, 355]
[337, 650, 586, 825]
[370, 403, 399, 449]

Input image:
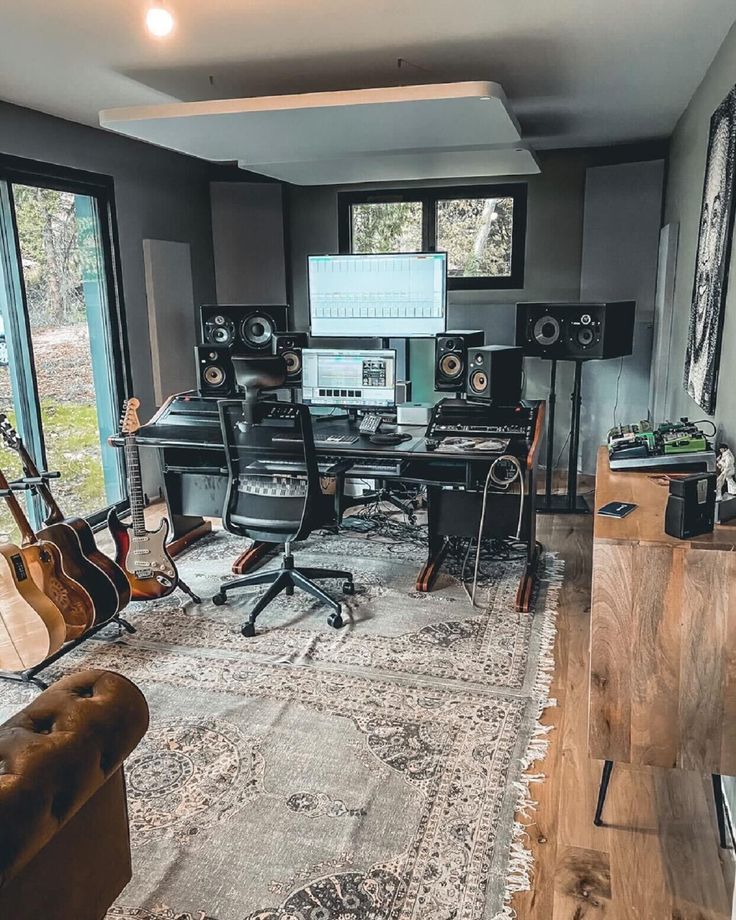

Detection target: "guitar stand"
[176, 576, 201, 605]
[0, 614, 136, 692]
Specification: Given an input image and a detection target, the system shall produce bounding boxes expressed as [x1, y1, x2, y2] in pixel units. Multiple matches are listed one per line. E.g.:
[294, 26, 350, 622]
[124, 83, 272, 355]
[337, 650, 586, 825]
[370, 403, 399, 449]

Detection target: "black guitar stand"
[539, 359, 590, 514]
[0, 615, 136, 691]
[0, 473, 139, 692]
[175, 577, 201, 605]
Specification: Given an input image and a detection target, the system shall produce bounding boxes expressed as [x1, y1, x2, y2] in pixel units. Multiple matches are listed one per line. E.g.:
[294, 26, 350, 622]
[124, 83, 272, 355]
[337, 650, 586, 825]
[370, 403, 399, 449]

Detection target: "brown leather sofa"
[0, 669, 149, 920]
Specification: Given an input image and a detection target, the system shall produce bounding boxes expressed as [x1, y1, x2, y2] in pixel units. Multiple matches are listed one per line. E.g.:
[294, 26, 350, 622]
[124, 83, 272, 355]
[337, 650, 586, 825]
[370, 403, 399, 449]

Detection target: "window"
[0, 156, 129, 540]
[338, 184, 527, 289]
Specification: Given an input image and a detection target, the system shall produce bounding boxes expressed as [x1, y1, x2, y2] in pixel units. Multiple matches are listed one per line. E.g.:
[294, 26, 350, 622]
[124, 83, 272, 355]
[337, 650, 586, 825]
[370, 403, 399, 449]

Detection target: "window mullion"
[0, 181, 47, 527]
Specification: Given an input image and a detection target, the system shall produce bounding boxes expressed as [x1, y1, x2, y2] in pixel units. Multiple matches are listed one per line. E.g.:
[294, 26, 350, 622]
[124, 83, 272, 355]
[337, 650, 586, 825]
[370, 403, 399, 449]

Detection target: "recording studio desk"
[116, 394, 545, 612]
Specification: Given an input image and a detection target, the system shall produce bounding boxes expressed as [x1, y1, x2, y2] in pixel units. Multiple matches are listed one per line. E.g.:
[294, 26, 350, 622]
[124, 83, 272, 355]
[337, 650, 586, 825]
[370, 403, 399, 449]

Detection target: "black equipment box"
[664, 472, 716, 539]
[426, 398, 537, 441]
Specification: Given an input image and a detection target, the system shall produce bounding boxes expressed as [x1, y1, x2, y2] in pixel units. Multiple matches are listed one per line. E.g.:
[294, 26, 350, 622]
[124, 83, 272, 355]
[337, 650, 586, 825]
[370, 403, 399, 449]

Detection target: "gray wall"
[287, 146, 665, 470]
[0, 100, 218, 429]
[579, 160, 664, 472]
[662, 20, 736, 434]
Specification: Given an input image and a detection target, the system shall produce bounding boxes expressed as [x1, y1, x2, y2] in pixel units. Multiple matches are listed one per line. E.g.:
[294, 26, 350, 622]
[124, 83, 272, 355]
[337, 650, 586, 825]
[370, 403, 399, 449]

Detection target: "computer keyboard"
[350, 458, 406, 476]
[248, 457, 341, 474]
[272, 434, 359, 446]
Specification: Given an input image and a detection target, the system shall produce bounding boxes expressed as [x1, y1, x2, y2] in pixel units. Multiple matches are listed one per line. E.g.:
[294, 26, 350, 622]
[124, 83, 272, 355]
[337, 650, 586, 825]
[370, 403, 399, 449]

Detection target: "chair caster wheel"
[342, 580, 355, 595]
[327, 612, 344, 629]
[212, 592, 226, 606]
[241, 622, 256, 638]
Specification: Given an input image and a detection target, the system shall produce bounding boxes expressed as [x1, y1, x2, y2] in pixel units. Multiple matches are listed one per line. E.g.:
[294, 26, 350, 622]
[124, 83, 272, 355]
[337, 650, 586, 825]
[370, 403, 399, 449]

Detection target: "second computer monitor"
[308, 252, 447, 338]
[302, 348, 396, 410]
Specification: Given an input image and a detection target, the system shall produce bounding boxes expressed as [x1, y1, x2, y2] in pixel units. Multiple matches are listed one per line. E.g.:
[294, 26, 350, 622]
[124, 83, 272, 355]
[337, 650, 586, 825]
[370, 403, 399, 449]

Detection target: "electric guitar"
[0, 414, 131, 624]
[108, 398, 178, 599]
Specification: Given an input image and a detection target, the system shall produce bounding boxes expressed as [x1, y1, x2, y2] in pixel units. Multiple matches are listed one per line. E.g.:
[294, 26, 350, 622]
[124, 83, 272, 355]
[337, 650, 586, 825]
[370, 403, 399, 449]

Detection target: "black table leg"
[713, 774, 730, 849]
[594, 760, 614, 826]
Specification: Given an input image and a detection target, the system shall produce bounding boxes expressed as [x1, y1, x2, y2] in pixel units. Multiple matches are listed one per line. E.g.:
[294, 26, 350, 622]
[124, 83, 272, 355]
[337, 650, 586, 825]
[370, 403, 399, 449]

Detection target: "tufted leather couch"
[0, 669, 149, 920]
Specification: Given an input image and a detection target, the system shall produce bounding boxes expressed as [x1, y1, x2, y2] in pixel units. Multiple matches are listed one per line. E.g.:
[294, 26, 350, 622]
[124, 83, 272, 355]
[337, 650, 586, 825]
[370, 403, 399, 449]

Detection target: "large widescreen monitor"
[302, 348, 396, 410]
[308, 252, 447, 338]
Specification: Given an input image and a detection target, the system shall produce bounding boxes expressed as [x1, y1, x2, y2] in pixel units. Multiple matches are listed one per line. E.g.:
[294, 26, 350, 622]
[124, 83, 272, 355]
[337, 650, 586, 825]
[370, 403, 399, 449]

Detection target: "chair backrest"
[218, 399, 323, 544]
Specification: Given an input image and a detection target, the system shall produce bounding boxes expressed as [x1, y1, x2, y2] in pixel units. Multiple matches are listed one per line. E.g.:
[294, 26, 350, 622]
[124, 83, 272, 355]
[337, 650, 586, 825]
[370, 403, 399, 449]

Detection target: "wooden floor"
[514, 513, 734, 919]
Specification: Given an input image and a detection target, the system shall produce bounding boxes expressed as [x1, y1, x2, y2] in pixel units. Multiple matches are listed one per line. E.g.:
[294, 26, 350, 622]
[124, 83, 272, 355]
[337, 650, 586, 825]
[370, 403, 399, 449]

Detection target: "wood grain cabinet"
[589, 447, 736, 776]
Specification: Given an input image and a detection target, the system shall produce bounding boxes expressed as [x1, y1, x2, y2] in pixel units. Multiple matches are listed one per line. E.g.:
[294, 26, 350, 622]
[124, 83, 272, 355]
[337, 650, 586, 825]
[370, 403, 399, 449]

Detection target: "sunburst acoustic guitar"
[0, 414, 130, 624]
[108, 398, 178, 600]
[0, 465, 94, 642]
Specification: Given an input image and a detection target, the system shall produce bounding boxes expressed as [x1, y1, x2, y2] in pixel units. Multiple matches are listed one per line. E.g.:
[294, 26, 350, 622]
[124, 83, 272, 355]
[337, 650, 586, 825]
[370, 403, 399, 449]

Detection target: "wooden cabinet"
[589, 447, 736, 775]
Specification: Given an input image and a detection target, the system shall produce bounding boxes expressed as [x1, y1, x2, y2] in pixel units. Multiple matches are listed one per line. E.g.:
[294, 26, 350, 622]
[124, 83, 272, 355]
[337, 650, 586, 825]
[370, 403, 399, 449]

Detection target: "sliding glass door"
[0, 160, 128, 540]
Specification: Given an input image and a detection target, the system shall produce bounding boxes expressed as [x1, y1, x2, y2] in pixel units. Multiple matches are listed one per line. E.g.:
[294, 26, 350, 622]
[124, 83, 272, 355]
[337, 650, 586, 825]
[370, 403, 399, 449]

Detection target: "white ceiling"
[1, 0, 735, 151]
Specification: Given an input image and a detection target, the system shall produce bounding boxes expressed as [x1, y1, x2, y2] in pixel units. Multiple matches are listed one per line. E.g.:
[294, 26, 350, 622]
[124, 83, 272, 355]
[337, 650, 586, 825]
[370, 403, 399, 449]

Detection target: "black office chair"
[213, 397, 354, 637]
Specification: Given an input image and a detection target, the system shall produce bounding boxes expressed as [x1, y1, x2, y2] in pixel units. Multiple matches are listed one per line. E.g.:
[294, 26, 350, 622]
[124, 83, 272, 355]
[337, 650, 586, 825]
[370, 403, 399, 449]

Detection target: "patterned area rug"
[0, 528, 562, 920]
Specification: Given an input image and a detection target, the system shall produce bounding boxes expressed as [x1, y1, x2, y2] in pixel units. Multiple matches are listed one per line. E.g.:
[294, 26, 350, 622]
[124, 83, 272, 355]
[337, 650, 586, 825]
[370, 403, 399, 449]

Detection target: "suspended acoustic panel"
[100, 81, 539, 184]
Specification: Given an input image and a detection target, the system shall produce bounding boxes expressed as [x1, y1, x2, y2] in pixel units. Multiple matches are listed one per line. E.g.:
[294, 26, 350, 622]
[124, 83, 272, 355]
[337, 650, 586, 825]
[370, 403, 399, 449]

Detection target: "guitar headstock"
[120, 398, 142, 436]
[0, 413, 20, 451]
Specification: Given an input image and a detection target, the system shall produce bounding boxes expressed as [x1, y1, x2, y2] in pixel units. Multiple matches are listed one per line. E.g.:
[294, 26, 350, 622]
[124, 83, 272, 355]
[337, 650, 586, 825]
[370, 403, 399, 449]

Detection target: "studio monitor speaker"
[515, 302, 635, 359]
[200, 304, 289, 352]
[272, 332, 308, 385]
[195, 345, 237, 397]
[434, 330, 485, 392]
[465, 345, 524, 405]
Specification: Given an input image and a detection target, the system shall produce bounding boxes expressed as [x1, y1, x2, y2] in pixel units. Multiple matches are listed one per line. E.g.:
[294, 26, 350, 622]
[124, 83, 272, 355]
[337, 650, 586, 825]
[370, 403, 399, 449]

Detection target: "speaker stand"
[540, 359, 590, 515]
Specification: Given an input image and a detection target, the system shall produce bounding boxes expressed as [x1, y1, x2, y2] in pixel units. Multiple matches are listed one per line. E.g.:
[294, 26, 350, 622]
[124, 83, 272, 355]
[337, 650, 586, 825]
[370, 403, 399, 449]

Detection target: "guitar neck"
[124, 436, 147, 536]
[15, 439, 65, 524]
[0, 468, 37, 545]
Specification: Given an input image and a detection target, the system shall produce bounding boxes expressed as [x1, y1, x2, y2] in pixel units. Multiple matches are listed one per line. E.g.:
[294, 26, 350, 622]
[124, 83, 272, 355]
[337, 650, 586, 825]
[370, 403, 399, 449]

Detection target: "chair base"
[212, 551, 354, 636]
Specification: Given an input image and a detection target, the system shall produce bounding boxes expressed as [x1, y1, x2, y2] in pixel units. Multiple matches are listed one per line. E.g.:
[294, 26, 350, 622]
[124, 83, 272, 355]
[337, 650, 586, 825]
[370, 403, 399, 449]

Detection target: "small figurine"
[716, 443, 736, 499]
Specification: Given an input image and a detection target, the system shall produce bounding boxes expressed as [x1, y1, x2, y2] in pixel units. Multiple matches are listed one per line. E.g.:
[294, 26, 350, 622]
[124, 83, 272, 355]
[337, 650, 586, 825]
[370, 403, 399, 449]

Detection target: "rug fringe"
[493, 553, 564, 920]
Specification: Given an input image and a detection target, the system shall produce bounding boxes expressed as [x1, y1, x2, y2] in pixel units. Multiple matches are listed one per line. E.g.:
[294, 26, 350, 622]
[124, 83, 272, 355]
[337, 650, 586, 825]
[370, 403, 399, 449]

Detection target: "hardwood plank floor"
[514, 514, 734, 919]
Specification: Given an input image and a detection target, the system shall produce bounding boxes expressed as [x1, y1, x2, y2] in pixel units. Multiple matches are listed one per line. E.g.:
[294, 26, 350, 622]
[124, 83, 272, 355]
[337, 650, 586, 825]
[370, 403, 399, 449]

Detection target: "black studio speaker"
[515, 302, 635, 359]
[200, 304, 289, 353]
[272, 332, 308, 385]
[195, 345, 238, 397]
[434, 330, 485, 392]
[465, 345, 523, 405]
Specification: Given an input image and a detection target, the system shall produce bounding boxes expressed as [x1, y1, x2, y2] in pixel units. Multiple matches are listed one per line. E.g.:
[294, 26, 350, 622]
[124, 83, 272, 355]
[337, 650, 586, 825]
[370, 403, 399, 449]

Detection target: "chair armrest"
[0, 669, 149, 888]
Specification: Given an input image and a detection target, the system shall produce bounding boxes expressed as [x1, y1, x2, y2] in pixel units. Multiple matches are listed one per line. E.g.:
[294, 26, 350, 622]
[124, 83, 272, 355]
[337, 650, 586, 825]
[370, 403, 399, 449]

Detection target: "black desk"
[116, 393, 545, 611]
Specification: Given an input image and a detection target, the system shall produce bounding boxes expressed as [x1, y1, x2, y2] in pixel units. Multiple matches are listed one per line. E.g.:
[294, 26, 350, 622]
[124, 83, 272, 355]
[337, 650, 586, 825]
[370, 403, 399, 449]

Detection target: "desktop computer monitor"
[302, 348, 396, 410]
[308, 252, 447, 338]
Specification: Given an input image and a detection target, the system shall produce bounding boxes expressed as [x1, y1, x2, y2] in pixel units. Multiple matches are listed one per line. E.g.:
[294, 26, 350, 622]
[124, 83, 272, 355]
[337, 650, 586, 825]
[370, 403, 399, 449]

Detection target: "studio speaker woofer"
[465, 345, 524, 405]
[200, 304, 289, 353]
[272, 332, 308, 385]
[195, 345, 237, 397]
[434, 330, 485, 392]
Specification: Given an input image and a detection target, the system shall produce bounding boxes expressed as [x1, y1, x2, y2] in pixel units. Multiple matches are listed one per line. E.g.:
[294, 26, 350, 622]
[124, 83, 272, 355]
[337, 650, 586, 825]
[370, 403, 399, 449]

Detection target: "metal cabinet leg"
[713, 774, 731, 849]
[594, 760, 614, 826]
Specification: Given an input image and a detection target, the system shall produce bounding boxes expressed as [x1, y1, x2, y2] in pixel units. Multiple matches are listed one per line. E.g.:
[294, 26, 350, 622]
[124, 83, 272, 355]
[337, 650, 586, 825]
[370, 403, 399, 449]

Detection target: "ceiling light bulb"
[146, 6, 174, 37]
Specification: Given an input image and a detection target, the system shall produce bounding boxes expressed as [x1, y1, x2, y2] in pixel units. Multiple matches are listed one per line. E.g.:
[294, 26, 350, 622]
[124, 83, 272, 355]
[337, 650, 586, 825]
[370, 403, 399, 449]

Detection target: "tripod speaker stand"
[541, 358, 590, 514]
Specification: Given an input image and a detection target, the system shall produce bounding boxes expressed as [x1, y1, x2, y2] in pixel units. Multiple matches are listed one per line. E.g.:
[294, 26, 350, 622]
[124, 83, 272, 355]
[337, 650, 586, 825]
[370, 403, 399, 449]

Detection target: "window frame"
[338, 183, 527, 290]
[0, 152, 132, 528]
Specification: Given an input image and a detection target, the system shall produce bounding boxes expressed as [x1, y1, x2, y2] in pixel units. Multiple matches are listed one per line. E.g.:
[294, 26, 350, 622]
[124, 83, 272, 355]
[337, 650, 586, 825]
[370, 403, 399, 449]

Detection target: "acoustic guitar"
[0, 465, 94, 641]
[0, 414, 131, 624]
[108, 398, 178, 600]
